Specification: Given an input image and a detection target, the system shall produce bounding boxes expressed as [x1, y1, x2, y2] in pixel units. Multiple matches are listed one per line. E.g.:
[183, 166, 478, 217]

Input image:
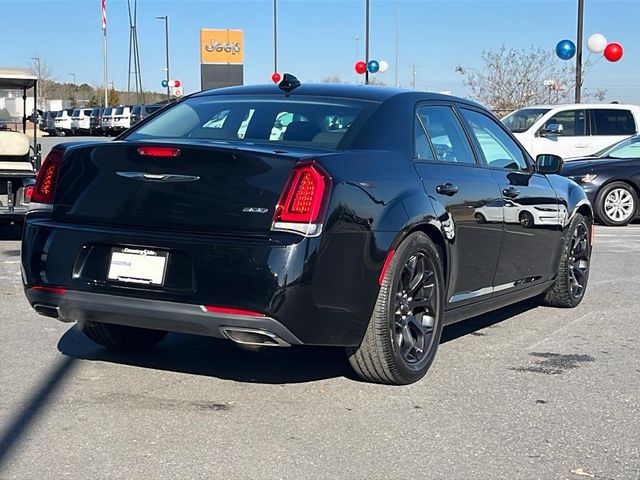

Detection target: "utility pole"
[411, 64, 416, 90]
[394, 0, 399, 87]
[68, 73, 76, 86]
[575, 0, 584, 103]
[30, 56, 41, 110]
[127, 0, 144, 103]
[102, 0, 108, 107]
[364, 0, 370, 85]
[156, 16, 170, 100]
[273, 0, 278, 78]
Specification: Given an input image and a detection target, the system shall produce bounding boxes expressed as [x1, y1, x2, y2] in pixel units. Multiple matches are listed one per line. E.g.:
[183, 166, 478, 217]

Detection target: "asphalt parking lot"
[0, 140, 639, 479]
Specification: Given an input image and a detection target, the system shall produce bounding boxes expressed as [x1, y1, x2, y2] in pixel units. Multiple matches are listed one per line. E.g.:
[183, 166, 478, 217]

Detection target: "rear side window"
[125, 95, 375, 150]
[591, 109, 636, 135]
[461, 108, 529, 171]
[415, 105, 475, 164]
[543, 109, 586, 136]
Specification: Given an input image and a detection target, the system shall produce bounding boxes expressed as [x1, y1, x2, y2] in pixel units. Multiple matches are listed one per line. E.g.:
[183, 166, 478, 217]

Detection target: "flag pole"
[102, 0, 109, 107]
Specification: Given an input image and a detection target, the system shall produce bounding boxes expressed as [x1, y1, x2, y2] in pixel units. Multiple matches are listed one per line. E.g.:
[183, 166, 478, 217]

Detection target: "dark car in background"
[22, 81, 593, 385]
[130, 104, 164, 127]
[89, 107, 103, 135]
[563, 134, 640, 226]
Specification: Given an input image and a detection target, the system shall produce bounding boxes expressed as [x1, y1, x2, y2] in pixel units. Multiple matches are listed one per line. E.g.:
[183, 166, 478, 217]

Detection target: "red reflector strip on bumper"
[202, 305, 265, 317]
[30, 285, 67, 294]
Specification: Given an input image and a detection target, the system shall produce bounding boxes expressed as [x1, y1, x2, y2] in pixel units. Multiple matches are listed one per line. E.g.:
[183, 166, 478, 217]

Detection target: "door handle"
[574, 143, 589, 148]
[436, 183, 459, 196]
[502, 187, 520, 198]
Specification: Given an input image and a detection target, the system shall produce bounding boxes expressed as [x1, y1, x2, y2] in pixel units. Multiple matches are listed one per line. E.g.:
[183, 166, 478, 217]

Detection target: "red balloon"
[271, 72, 281, 83]
[604, 42, 623, 62]
[355, 61, 367, 74]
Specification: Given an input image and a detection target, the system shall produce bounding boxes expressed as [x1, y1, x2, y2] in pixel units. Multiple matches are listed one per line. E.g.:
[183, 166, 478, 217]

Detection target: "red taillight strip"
[31, 149, 63, 204]
[30, 285, 67, 294]
[137, 146, 181, 157]
[201, 305, 265, 317]
[378, 249, 396, 286]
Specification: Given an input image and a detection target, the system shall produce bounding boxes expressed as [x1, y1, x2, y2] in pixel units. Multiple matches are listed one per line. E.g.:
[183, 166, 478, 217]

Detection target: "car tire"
[347, 232, 445, 385]
[543, 213, 592, 308]
[81, 321, 168, 350]
[594, 181, 637, 226]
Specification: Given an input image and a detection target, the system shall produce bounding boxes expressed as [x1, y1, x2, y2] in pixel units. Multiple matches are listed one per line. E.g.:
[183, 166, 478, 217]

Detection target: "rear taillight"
[272, 162, 331, 237]
[24, 185, 34, 203]
[137, 146, 181, 157]
[31, 149, 63, 204]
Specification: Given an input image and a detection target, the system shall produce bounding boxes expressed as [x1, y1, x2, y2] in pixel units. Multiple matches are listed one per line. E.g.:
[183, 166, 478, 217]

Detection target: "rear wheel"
[595, 182, 637, 226]
[543, 213, 592, 308]
[347, 232, 445, 385]
[81, 321, 168, 350]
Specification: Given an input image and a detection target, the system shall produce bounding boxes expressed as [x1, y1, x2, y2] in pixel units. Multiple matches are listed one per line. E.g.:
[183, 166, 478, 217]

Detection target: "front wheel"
[81, 321, 168, 350]
[595, 182, 637, 226]
[543, 213, 592, 308]
[347, 232, 445, 385]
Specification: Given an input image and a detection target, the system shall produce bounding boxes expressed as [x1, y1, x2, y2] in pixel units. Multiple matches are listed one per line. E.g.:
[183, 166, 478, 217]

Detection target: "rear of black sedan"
[23, 84, 415, 364]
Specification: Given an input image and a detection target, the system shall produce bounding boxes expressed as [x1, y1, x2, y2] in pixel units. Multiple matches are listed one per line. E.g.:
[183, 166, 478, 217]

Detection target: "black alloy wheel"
[348, 232, 445, 385]
[543, 213, 592, 308]
[568, 220, 590, 299]
[393, 252, 438, 365]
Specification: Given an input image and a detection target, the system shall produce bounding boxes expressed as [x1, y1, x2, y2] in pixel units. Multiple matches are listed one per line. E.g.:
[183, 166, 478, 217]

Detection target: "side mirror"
[536, 154, 563, 175]
[541, 123, 563, 136]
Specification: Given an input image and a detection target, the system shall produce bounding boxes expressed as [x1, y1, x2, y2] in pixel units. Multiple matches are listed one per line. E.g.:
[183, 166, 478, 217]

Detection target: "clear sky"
[3, 0, 639, 103]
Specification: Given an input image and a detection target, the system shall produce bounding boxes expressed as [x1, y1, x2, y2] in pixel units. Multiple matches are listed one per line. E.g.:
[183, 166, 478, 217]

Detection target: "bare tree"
[320, 75, 345, 84]
[456, 46, 606, 117]
[29, 55, 55, 110]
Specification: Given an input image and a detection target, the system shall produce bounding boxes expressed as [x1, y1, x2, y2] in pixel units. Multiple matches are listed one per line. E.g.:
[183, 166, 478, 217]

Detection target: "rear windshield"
[131, 106, 142, 114]
[125, 95, 374, 150]
[72, 109, 80, 116]
[91, 108, 100, 115]
[103, 107, 112, 115]
[115, 107, 125, 115]
[146, 105, 163, 114]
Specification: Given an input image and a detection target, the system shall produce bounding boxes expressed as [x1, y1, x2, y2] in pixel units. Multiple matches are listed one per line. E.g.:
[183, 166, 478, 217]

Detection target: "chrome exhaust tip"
[33, 304, 69, 321]
[220, 327, 290, 347]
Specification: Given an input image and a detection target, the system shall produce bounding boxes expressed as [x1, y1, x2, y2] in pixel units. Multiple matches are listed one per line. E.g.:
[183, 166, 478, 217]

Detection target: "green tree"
[108, 88, 120, 106]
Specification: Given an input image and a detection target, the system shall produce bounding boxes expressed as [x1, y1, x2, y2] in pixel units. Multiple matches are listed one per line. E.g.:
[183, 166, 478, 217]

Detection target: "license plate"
[107, 247, 168, 286]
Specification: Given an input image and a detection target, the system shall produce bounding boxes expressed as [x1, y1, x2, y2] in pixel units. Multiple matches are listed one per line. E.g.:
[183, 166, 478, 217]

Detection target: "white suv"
[101, 107, 115, 135]
[502, 104, 640, 160]
[112, 106, 132, 133]
[71, 108, 93, 135]
[54, 108, 75, 136]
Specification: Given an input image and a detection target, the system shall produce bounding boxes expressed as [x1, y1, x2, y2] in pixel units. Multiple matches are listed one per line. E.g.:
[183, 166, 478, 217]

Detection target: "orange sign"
[200, 29, 244, 64]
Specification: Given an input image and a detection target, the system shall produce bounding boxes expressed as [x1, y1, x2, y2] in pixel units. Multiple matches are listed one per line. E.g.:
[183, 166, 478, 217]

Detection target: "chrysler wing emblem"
[116, 172, 200, 183]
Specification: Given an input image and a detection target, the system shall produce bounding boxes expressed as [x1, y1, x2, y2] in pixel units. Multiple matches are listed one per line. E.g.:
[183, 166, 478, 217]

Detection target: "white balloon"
[587, 33, 608, 54]
[378, 60, 389, 73]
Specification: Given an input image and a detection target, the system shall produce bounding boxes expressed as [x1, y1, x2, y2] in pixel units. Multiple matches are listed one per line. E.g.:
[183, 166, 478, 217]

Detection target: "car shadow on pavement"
[58, 325, 357, 384]
[57, 298, 541, 384]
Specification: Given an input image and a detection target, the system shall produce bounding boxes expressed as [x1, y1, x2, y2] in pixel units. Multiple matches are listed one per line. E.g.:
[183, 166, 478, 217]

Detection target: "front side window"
[591, 109, 636, 136]
[125, 95, 374, 150]
[461, 108, 529, 171]
[543, 109, 586, 136]
[415, 105, 475, 164]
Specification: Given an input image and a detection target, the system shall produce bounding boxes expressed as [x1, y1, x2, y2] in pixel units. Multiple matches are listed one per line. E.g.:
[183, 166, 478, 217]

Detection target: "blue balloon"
[367, 60, 380, 73]
[161, 79, 168, 88]
[555, 40, 576, 60]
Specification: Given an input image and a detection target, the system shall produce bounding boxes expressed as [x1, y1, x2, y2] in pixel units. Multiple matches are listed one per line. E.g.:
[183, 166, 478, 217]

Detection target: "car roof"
[523, 103, 640, 110]
[193, 82, 485, 109]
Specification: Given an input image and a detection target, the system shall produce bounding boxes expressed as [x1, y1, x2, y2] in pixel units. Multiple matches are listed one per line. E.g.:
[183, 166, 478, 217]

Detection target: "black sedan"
[563, 134, 640, 226]
[22, 78, 593, 385]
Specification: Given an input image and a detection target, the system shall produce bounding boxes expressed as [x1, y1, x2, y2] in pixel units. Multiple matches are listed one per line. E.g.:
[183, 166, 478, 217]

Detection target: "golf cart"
[0, 68, 40, 223]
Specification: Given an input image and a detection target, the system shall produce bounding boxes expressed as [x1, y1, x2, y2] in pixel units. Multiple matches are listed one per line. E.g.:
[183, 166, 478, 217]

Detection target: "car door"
[413, 103, 504, 308]
[532, 108, 589, 159]
[590, 108, 637, 152]
[459, 107, 564, 293]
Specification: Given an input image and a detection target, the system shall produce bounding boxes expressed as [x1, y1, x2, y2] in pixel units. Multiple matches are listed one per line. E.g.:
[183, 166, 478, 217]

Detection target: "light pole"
[273, 0, 278, 79]
[364, 0, 370, 85]
[354, 35, 359, 83]
[68, 73, 76, 87]
[575, 0, 584, 103]
[156, 15, 170, 100]
[30, 57, 41, 110]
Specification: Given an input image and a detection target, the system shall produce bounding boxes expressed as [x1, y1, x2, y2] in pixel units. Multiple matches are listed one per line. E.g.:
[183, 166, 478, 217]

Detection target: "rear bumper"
[0, 206, 29, 220]
[25, 288, 303, 346]
[22, 217, 387, 346]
